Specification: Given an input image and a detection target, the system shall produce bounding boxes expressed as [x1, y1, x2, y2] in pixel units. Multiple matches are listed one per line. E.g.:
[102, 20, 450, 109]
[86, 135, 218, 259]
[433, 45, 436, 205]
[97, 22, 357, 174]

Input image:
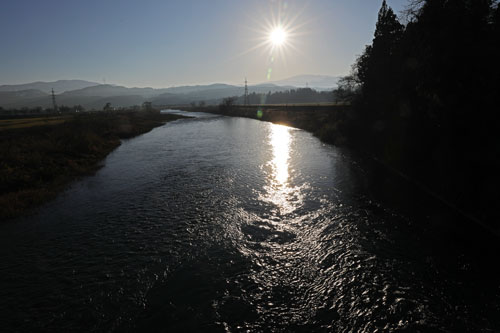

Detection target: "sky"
[0, 0, 409, 88]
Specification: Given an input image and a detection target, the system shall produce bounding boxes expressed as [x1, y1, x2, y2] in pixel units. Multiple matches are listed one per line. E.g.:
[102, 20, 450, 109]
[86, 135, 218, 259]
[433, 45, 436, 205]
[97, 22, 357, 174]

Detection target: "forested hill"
[335, 0, 500, 230]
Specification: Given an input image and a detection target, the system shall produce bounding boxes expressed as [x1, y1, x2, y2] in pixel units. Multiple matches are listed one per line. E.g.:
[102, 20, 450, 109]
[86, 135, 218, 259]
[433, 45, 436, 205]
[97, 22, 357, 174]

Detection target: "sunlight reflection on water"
[260, 123, 304, 216]
[270, 124, 291, 185]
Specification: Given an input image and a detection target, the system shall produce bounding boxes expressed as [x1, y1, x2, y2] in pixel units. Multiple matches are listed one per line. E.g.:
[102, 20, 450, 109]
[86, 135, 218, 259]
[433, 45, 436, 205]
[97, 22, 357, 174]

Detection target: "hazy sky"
[0, 0, 408, 87]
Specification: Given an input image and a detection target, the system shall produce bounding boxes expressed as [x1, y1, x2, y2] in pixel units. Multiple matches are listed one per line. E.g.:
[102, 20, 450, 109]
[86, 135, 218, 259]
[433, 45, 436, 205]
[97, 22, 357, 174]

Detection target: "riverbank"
[176, 104, 352, 146]
[0, 110, 187, 221]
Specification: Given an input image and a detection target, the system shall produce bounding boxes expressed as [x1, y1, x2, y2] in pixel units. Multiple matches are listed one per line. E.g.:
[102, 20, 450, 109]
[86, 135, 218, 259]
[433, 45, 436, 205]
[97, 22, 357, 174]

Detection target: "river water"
[1, 111, 499, 332]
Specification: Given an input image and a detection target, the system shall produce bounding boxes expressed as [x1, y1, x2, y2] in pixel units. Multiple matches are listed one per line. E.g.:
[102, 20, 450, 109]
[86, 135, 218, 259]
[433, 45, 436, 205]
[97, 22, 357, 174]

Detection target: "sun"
[269, 27, 287, 46]
[237, 2, 309, 81]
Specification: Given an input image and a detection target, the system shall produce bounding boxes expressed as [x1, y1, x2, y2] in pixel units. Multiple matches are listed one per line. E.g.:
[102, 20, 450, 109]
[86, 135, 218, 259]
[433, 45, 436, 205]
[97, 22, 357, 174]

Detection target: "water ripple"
[0, 112, 498, 332]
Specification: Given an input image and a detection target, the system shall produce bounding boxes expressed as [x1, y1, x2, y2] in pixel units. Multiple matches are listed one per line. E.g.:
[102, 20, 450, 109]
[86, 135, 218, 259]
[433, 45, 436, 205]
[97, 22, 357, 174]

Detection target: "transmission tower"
[51, 88, 58, 112]
[244, 77, 249, 106]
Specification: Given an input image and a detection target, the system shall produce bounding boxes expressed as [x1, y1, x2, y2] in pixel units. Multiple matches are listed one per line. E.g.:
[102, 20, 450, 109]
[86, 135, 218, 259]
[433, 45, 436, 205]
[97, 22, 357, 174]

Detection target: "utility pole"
[51, 88, 58, 112]
[244, 77, 249, 106]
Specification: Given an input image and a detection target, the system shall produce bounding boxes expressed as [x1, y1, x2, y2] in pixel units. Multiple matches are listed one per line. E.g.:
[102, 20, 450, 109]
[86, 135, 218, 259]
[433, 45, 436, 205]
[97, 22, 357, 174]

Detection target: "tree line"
[336, 0, 500, 226]
[236, 88, 334, 105]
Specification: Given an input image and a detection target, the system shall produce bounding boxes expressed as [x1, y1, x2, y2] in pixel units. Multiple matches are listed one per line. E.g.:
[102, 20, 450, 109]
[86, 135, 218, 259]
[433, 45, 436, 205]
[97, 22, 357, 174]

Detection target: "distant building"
[142, 102, 152, 111]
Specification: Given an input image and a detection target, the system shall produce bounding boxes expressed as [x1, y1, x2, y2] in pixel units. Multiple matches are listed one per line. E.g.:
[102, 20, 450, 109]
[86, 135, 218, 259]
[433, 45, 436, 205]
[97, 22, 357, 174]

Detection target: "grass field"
[0, 116, 69, 131]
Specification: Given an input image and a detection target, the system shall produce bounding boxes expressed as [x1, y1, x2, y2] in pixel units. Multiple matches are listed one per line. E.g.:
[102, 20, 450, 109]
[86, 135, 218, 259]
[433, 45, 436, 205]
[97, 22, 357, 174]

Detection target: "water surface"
[1, 110, 498, 332]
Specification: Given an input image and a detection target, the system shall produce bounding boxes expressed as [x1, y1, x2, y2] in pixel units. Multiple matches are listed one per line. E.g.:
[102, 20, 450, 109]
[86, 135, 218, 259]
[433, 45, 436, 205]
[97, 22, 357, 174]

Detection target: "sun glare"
[238, 2, 309, 81]
[269, 27, 287, 46]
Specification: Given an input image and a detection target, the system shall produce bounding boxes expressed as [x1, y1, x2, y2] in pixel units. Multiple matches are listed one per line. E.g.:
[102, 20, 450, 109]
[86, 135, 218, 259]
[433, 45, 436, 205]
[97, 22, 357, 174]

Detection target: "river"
[0, 110, 498, 332]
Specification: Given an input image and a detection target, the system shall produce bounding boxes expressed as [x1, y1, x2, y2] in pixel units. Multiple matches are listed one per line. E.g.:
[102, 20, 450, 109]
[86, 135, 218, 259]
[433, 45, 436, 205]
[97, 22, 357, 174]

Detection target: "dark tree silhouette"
[356, 1, 404, 92]
[351, 0, 405, 153]
[336, 0, 500, 227]
[219, 96, 237, 113]
[235, 88, 334, 105]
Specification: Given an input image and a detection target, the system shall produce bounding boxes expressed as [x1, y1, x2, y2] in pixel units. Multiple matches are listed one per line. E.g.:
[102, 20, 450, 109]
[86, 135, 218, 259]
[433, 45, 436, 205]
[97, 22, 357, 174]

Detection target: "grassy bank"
[0, 116, 70, 131]
[0, 110, 186, 221]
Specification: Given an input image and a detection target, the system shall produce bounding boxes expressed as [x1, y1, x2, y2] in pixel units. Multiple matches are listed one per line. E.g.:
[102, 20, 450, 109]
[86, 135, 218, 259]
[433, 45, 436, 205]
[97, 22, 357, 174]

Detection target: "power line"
[51, 88, 58, 112]
[244, 77, 249, 106]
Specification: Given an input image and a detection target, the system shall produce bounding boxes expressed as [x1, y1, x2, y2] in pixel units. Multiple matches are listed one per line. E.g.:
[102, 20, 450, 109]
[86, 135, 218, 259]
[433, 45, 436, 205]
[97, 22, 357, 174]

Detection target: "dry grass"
[0, 116, 69, 131]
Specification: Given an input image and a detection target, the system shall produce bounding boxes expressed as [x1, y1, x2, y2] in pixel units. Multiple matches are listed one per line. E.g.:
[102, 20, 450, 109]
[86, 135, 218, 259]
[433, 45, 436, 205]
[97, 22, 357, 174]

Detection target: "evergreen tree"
[340, 0, 500, 224]
[355, 1, 404, 111]
[351, 0, 405, 153]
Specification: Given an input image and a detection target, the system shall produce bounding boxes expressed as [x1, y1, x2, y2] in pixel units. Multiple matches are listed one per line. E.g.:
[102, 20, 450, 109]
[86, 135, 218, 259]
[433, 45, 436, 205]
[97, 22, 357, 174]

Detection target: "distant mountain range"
[0, 75, 340, 109]
[0, 80, 99, 94]
[0, 90, 49, 106]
